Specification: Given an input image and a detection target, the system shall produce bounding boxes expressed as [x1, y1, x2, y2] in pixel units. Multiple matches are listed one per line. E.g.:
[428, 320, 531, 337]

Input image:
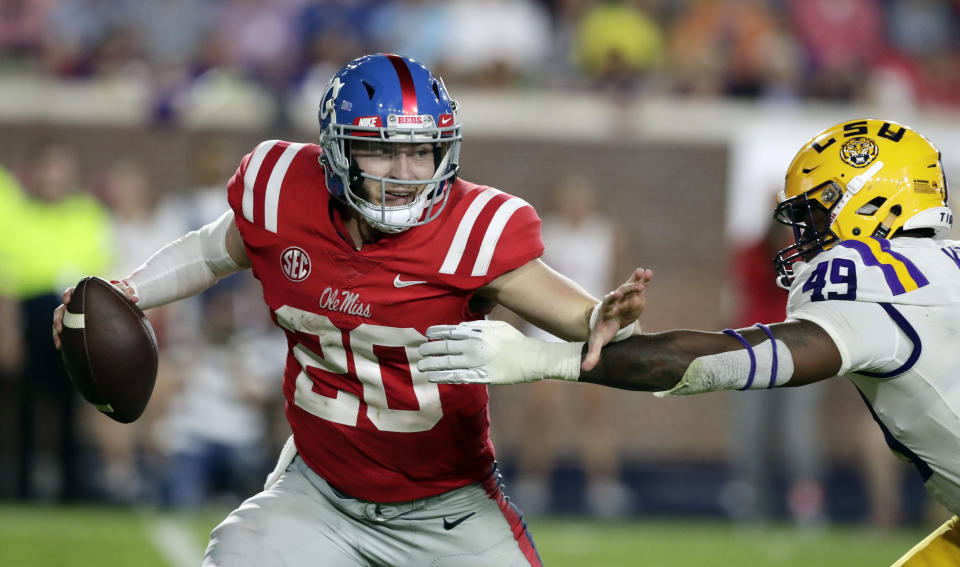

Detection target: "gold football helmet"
[773, 119, 952, 284]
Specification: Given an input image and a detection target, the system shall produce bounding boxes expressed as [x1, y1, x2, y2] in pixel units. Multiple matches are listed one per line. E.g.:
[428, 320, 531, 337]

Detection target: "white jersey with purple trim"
[785, 236, 960, 515]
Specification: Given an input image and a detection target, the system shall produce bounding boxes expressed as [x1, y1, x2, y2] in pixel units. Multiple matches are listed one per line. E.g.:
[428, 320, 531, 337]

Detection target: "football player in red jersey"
[52, 53, 649, 567]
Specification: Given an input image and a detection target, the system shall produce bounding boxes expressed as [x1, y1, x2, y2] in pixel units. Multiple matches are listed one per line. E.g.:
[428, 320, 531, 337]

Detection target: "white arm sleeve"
[125, 210, 244, 310]
[789, 300, 910, 375]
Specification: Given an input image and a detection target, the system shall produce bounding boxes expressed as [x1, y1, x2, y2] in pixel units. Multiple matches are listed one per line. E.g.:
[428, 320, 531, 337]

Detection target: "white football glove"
[417, 320, 583, 385]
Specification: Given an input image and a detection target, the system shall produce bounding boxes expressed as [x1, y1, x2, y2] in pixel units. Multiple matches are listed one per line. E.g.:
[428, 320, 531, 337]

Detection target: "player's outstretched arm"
[52, 211, 249, 349]
[580, 319, 842, 394]
[418, 318, 841, 392]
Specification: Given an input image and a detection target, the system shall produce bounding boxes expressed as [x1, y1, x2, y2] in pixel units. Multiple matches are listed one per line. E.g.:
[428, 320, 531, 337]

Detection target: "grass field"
[0, 505, 929, 566]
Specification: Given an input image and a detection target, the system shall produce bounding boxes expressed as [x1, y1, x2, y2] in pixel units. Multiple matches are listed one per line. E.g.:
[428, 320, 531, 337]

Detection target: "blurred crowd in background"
[0, 0, 951, 530]
[0, 140, 288, 509]
[1, 0, 960, 125]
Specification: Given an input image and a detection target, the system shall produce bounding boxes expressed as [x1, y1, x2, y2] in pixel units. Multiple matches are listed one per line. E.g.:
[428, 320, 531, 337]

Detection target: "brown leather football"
[59, 276, 158, 423]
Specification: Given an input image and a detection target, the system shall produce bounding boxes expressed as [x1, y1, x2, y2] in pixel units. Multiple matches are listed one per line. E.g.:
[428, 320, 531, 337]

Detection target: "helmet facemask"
[321, 119, 461, 233]
[772, 183, 840, 287]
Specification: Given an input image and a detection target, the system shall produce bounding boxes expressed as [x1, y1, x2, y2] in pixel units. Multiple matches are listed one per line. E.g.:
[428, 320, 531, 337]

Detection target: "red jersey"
[226, 140, 544, 502]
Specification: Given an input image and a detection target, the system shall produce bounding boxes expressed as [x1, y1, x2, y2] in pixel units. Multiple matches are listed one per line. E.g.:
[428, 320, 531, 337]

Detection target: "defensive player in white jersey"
[51, 54, 648, 566]
[419, 119, 960, 566]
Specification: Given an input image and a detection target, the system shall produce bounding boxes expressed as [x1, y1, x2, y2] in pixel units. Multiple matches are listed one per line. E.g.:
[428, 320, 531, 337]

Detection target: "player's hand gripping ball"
[59, 277, 158, 423]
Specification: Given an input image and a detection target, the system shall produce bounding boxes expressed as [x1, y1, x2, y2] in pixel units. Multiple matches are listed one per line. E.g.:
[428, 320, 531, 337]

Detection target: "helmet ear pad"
[348, 160, 366, 198]
[345, 142, 366, 199]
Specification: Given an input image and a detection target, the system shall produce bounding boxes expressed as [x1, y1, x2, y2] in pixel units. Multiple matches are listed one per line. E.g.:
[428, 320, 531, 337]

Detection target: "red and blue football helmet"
[318, 53, 463, 233]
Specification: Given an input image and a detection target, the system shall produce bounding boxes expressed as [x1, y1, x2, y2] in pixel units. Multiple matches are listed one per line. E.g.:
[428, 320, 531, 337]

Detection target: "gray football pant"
[202, 456, 542, 567]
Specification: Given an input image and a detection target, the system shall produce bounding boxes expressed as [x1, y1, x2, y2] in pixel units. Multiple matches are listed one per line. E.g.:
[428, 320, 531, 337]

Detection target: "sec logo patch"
[281, 246, 311, 282]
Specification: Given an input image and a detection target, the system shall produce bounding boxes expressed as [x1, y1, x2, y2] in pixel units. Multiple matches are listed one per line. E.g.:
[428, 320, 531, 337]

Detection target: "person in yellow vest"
[1, 143, 112, 501]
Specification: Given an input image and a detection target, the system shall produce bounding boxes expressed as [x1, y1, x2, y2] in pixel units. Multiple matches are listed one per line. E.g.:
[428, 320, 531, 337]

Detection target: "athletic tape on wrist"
[754, 323, 777, 389]
[589, 303, 638, 343]
[722, 328, 756, 390]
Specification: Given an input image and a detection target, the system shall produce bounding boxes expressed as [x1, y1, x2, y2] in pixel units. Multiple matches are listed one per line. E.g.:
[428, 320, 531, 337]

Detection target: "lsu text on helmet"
[318, 53, 463, 233]
[773, 118, 952, 285]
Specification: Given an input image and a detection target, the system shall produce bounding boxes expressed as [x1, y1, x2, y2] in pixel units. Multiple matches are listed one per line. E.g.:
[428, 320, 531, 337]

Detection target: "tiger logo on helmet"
[839, 136, 879, 168]
[772, 119, 952, 287]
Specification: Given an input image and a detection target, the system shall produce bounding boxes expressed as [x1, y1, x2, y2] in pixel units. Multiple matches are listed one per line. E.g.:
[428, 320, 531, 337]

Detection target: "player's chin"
[798, 248, 822, 262]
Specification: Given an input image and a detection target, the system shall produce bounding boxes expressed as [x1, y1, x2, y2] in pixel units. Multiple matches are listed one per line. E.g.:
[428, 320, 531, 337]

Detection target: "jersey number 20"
[275, 305, 442, 433]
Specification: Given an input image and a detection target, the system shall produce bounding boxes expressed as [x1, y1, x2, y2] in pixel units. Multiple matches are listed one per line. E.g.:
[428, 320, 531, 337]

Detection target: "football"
[59, 276, 158, 423]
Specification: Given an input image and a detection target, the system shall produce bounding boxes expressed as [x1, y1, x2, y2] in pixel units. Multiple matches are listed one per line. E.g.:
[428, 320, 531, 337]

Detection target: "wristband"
[589, 303, 640, 342]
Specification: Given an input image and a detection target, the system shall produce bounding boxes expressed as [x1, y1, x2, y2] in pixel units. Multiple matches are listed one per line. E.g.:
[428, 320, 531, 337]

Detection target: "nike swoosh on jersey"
[443, 512, 475, 530]
[393, 275, 428, 288]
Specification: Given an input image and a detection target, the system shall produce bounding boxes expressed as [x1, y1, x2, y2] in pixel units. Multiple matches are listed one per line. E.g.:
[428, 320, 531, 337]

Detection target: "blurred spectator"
[180, 138, 248, 221]
[572, 0, 664, 94]
[80, 159, 186, 503]
[510, 175, 631, 517]
[886, 0, 956, 58]
[858, 409, 911, 528]
[368, 0, 451, 71]
[100, 159, 187, 276]
[0, 164, 26, 377]
[0, 165, 25, 498]
[294, 0, 375, 91]
[0, 0, 53, 63]
[5, 142, 113, 501]
[41, 0, 119, 77]
[152, 282, 284, 509]
[668, 0, 790, 99]
[440, 0, 553, 88]
[116, 0, 213, 68]
[722, 219, 827, 526]
[210, 0, 301, 91]
[787, 0, 885, 101]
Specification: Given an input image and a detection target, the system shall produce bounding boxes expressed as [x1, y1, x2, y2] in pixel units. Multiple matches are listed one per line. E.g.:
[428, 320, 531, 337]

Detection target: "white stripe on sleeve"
[472, 197, 528, 276]
[242, 140, 279, 223]
[439, 188, 501, 274]
[264, 143, 306, 233]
